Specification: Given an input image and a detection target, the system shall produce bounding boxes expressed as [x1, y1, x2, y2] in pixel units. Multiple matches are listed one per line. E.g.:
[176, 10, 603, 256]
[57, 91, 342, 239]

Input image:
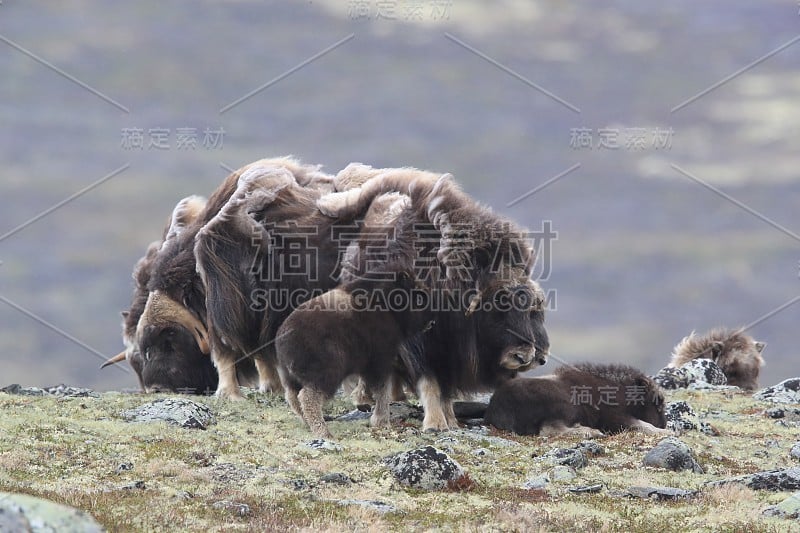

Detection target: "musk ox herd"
[102, 156, 766, 439]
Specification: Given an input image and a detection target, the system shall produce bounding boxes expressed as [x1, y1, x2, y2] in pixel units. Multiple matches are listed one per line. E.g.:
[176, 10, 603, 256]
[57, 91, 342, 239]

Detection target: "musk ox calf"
[669, 328, 765, 391]
[276, 266, 434, 438]
[485, 363, 669, 437]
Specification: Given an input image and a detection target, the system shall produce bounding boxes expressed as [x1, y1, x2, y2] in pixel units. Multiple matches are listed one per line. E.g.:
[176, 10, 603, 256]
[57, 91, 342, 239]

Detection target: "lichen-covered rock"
[643, 437, 704, 473]
[626, 486, 698, 500]
[1, 383, 98, 398]
[791, 443, 800, 461]
[541, 447, 588, 469]
[682, 359, 727, 386]
[303, 439, 343, 452]
[122, 398, 215, 429]
[320, 472, 353, 485]
[383, 446, 465, 490]
[708, 467, 800, 491]
[335, 499, 398, 514]
[763, 492, 800, 518]
[550, 465, 577, 481]
[212, 500, 251, 517]
[653, 366, 691, 390]
[0, 492, 104, 533]
[522, 473, 549, 490]
[575, 441, 604, 456]
[754, 379, 800, 405]
[665, 401, 698, 431]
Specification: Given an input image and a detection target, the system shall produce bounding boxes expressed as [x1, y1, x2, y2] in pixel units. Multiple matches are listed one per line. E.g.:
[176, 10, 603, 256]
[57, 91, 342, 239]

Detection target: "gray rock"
[389, 402, 424, 422]
[331, 409, 372, 422]
[335, 499, 398, 514]
[682, 359, 727, 386]
[115, 462, 133, 474]
[383, 446, 465, 490]
[450, 429, 520, 448]
[643, 437, 704, 473]
[320, 472, 353, 485]
[212, 500, 250, 517]
[762, 491, 800, 518]
[550, 465, 577, 481]
[753, 378, 800, 404]
[575, 441, 604, 456]
[653, 366, 691, 390]
[708, 467, 800, 491]
[472, 448, 490, 457]
[121, 481, 146, 490]
[626, 486, 698, 500]
[792, 443, 800, 461]
[665, 401, 698, 432]
[522, 473, 549, 490]
[122, 398, 215, 429]
[0, 384, 98, 398]
[303, 439, 343, 452]
[542, 447, 588, 469]
[0, 492, 103, 533]
[568, 484, 604, 494]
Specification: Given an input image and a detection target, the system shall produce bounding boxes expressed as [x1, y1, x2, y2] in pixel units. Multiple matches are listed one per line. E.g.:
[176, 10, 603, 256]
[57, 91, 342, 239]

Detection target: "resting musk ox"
[104, 158, 328, 393]
[193, 163, 422, 400]
[670, 328, 765, 390]
[485, 363, 669, 437]
[318, 163, 550, 431]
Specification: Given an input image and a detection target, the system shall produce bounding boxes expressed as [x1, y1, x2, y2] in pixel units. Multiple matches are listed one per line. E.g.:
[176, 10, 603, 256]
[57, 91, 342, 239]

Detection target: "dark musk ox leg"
[443, 399, 458, 429]
[298, 388, 333, 439]
[390, 374, 408, 402]
[418, 376, 449, 432]
[277, 366, 303, 420]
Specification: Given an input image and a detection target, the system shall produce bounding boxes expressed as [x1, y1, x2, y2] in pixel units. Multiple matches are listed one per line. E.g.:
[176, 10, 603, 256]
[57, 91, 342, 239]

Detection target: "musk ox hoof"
[215, 387, 245, 401]
[370, 414, 390, 428]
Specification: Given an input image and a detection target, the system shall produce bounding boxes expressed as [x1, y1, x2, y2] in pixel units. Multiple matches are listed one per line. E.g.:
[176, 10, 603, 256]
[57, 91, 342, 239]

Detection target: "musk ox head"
[670, 328, 765, 391]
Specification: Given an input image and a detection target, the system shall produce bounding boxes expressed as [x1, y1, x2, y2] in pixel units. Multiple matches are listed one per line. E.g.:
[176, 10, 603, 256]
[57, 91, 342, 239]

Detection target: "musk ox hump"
[162, 195, 207, 247]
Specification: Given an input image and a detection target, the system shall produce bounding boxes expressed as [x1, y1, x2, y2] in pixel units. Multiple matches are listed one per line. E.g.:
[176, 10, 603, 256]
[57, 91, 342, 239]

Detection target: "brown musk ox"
[670, 328, 765, 390]
[485, 363, 669, 437]
[276, 263, 434, 438]
[318, 163, 550, 432]
[193, 164, 412, 400]
[106, 157, 329, 394]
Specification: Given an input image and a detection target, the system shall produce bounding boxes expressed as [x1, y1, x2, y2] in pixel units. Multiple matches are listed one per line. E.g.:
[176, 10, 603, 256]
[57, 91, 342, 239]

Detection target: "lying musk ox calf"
[670, 328, 765, 390]
[485, 363, 669, 437]
[276, 266, 434, 438]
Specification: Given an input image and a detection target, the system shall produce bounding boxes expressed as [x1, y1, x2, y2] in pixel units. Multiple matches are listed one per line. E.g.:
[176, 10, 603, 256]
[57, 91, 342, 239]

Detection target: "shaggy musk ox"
[276, 263, 434, 438]
[485, 363, 669, 437]
[193, 163, 412, 400]
[670, 328, 765, 390]
[319, 163, 550, 431]
[104, 157, 327, 393]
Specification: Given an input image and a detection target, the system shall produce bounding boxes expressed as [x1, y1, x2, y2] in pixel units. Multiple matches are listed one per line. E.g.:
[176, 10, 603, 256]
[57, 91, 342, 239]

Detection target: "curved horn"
[138, 291, 210, 355]
[465, 293, 481, 317]
[100, 350, 127, 369]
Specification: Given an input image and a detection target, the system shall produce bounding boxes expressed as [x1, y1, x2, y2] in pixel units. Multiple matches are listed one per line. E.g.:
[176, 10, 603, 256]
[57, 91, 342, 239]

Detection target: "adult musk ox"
[105, 157, 329, 393]
[670, 328, 765, 390]
[318, 163, 550, 431]
[193, 163, 417, 400]
[485, 363, 669, 437]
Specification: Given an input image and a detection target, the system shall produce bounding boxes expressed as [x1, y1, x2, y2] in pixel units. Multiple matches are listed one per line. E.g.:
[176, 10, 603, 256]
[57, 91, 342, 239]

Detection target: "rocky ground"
[1, 380, 799, 532]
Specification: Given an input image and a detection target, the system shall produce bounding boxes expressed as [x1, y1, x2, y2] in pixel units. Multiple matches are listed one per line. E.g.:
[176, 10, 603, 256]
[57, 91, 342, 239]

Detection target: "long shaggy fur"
[670, 328, 765, 390]
[485, 363, 668, 436]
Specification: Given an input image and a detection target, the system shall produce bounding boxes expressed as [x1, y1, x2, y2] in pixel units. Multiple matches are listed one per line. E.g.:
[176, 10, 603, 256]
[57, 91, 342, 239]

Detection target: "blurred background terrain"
[0, 0, 797, 391]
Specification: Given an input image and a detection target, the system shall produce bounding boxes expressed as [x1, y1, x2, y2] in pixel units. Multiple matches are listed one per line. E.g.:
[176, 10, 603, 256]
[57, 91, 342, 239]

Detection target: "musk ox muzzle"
[500, 345, 537, 370]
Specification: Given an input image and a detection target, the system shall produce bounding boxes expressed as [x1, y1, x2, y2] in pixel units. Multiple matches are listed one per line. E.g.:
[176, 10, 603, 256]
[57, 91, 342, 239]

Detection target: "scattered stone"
[0, 492, 104, 532]
[550, 465, 577, 482]
[626, 486, 698, 500]
[699, 422, 720, 436]
[764, 407, 787, 419]
[665, 401, 698, 432]
[453, 401, 489, 419]
[122, 398, 215, 429]
[335, 499, 398, 514]
[283, 478, 310, 491]
[212, 500, 250, 517]
[541, 448, 588, 469]
[576, 441, 604, 456]
[383, 446, 465, 490]
[522, 473, 549, 490]
[208, 463, 269, 483]
[115, 462, 134, 474]
[682, 359, 727, 386]
[320, 472, 353, 485]
[450, 430, 520, 448]
[708, 467, 800, 491]
[643, 437, 703, 473]
[568, 484, 604, 494]
[434, 436, 459, 452]
[653, 366, 691, 390]
[763, 492, 800, 518]
[0, 384, 98, 398]
[331, 409, 372, 422]
[389, 402, 424, 422]
[754, 378, 800, 404]
[792, 443, 800, 461]
[121, 481, 146, 490]
[303, 439, 343, 453]
[472, 448, 490, 457]
[461, 419, 486, 429]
